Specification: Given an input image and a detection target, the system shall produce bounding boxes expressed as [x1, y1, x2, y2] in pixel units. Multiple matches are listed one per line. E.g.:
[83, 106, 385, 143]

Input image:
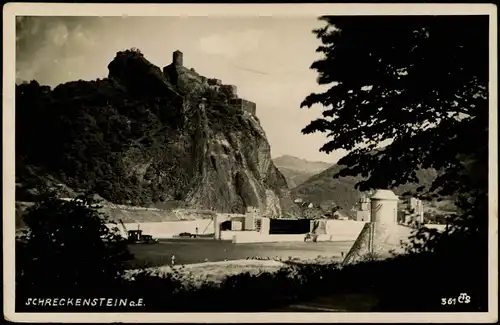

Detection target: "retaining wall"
[105, 219, 368, 242]
[230, 231, 360, 244]
[324, 220, 366, 241]
[228, 220, 366, 243]
[107, 219, 213, 239]
[232, 232, 306, 244]
[220, 230, 239, 240]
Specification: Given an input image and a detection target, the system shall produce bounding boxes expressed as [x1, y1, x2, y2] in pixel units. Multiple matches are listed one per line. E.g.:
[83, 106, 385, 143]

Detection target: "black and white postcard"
[3, 3, 498, 323]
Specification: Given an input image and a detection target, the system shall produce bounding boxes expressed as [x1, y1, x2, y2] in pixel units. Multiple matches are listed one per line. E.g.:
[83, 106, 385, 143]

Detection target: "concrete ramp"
[342, 223, 414, 265]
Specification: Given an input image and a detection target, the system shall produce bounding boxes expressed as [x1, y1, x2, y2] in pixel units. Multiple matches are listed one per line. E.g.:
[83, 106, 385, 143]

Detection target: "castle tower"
[173, 50, 183, 66]
[370, 189, 399, 225]
[343, 189, 413, 265]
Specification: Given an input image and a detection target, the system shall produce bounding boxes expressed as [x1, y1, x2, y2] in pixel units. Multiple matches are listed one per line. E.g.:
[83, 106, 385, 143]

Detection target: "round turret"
[370, 189, 399, 225]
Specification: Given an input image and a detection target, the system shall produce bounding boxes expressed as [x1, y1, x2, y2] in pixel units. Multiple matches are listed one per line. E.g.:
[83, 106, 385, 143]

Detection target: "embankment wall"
[107, 219, 367, 242]
[107, 219, 213, 238]
[227, 220, 366, 243]
[323, 220, 366, 241]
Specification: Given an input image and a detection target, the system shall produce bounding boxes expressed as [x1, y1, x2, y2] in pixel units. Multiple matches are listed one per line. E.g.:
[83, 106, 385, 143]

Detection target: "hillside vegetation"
[15, 49, 298, 217]
[273, 155, 332, 174]
[273, 155, 332, 189]
[292, 163, 441, 217]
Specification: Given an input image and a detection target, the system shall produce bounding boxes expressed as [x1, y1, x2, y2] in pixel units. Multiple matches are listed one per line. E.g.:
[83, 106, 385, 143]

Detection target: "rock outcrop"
[15, 48, 298, 217]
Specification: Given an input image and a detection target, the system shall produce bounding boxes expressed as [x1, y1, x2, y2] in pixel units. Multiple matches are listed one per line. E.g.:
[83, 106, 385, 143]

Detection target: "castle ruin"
[229, 98, 257, 115]
[173, 50, 183, 66]
[163, 50, 257, 115]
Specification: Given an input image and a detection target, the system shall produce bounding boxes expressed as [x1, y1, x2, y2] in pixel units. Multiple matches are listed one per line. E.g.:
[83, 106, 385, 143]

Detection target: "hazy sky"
[16, 16, 347, 163]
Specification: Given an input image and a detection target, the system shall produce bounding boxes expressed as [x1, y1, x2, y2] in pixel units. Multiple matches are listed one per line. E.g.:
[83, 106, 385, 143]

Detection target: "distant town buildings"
[356, 196, 371, 222]
[354, 192, 425, 225]
[405, 196, 424, 224]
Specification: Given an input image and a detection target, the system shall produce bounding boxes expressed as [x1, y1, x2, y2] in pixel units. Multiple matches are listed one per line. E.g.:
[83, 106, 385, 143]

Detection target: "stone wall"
[220, 84, 238, 99]
[230, 98, 257, 115]
[207, 78, 222, 86]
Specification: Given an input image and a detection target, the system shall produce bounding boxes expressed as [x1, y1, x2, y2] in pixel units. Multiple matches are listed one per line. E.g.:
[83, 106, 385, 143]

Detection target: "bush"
[16, 194, 133, 296]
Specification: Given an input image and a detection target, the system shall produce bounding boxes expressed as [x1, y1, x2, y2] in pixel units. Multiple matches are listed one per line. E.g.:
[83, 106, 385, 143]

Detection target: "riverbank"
[126, 238, 354, 269]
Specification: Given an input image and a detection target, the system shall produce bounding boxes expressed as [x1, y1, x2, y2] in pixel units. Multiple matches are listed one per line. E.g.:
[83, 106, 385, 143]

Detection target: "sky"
[16, 16, 348, 163]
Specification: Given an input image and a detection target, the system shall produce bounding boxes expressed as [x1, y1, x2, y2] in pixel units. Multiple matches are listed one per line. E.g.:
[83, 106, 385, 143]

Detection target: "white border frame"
[3, 3, 498, 323]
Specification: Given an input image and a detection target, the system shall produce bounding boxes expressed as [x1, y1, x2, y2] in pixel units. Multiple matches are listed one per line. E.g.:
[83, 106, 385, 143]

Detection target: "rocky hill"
[272, 155, 332, 189]
[15, 48, 298, 217]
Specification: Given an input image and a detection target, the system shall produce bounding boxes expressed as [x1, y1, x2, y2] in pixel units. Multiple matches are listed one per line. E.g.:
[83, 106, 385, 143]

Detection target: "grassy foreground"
[17, 250, 487, 313]
[15, 195, 488, 313]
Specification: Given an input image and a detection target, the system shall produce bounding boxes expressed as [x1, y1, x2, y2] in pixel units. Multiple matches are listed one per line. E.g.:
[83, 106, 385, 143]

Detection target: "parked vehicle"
[178, 232, 197, 238]
[119, 220, 158, 244]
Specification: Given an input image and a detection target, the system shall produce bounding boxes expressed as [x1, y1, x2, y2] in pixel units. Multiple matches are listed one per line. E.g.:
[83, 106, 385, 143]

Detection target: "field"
[126, 238, 354, 269]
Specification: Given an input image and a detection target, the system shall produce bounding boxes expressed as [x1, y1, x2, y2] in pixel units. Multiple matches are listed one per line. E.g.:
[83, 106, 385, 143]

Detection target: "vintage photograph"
[3, 3, 497, 323]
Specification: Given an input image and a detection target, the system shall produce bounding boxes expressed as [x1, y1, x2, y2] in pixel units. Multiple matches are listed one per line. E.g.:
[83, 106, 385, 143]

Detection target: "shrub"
[16, 193, 133, 296]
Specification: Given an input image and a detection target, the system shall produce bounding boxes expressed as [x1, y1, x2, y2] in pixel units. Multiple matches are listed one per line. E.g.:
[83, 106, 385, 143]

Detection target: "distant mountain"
[273, 155, 332, 173]
[275, 167, 316, 189]
[292, 164, 439, 218]
[272, 155, 332, 189]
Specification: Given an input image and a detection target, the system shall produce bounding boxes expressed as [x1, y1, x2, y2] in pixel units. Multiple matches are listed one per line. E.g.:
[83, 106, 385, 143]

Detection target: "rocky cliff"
[15, 48, 298, 217]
